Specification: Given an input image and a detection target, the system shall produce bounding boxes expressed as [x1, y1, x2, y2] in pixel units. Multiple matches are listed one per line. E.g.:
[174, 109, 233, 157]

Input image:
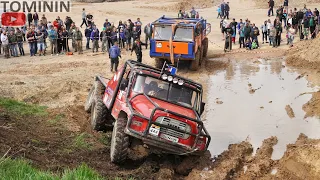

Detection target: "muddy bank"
[303, 91, 320, 118]
[286, 37, 320, 70]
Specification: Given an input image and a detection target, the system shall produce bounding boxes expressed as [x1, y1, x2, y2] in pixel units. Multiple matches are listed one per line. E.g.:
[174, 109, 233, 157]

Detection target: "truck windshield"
[174, 27, 193, 42]
[153, 25, 172, 40]
[133, 75, 200, 111]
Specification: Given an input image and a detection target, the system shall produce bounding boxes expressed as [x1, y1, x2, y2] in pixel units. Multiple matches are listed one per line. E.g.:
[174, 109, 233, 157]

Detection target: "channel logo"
[1, 12, 26, 26]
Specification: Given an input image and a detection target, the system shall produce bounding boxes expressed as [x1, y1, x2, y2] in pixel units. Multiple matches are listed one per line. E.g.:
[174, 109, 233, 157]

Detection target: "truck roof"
[126, 60, 203, 91]
[152, 16, 205, 27]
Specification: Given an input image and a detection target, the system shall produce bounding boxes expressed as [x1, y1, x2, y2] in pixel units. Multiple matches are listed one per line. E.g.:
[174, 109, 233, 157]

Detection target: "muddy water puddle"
[205, 59, 320, 159]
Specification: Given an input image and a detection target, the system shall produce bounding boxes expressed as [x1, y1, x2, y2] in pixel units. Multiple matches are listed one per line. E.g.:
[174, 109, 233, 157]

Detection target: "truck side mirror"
[119, 79, 128, 91]
[200, 102, 205, 115]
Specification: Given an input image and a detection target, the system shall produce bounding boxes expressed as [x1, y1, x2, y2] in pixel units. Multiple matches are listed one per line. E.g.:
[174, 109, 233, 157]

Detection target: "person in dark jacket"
[275, 22, 282, 46]
[144, 23, 152, 49]
[27, 12, 33, 27]
[84, 25, 92, 49]
[268, 0, 274, 16]
[225, 2, 230, 19]
[16, 28, 25, 56]
[110, 27, 118, 46]
[125, 26, 132, 51]
[33, 12, 39, 27]
[243, 23, 251, 41]
[109, 42, 121, 72]
[132, 26, 140, 42]
[131, 38, 146, 63]
[220, 2, 225, 19]
[64, 16, 73, 32]
[26, 28, 36, 56]
[90, 28, 100, 52]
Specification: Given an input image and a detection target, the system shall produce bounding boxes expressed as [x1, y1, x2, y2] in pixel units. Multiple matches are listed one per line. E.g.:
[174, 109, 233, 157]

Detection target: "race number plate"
[161, 134, 179, 143]
[149, 125, 160, 136]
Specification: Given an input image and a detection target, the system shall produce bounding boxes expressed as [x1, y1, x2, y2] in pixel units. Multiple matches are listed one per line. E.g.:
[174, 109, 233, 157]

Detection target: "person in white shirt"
[261, 21, 268, 44]
[80, 8, 87, 28]
[1, 31, 9, 58]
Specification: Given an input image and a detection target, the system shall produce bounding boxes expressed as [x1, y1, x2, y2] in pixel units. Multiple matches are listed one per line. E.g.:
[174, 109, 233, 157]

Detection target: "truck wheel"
[202, 38, 208, 58]
[190, 50, 200, 71]
[90, 97, 109, 131]
[155, 58, 165, 69]
[84, 84, 95, 113]
[84, 81, 105, 113]
[110, 116, 129, 163]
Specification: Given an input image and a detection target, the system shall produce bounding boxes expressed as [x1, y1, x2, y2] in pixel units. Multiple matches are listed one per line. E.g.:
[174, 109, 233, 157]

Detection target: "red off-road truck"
[85, 60, 210, 163]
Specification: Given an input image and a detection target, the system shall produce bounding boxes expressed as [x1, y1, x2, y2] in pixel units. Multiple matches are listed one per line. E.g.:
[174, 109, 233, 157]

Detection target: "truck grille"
[155, 117, 191, 139]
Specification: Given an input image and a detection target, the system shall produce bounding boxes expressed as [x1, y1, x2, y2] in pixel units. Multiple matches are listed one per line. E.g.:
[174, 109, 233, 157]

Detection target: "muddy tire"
[190, 50, 201, 71]
[155, 58, 165, 69]
[110, 116, 129, 163]
[90, 97, 109, 131]
[202, 38, 208, 58]
[84, 85, 95, 113]
[84, 81, 105, 113]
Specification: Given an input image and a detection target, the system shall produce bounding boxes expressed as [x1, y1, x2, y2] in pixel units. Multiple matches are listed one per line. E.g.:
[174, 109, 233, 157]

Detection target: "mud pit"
[205, 58, 320, 160]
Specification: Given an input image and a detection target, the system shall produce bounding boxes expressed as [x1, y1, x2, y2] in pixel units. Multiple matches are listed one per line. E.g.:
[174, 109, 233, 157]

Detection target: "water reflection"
[205, 59, 320, 159]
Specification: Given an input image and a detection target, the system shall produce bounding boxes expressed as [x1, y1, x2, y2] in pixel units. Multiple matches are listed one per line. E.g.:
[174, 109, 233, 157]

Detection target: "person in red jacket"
[53, 19, 59, 29]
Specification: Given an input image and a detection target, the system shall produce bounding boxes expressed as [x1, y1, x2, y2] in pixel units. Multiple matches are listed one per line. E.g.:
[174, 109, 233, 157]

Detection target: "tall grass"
[0, 158, 103, 180]
[0, 97, 48, 116]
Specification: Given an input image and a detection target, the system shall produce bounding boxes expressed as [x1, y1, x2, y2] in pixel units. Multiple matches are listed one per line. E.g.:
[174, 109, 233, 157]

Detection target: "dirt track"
[1, 0, 320, 179]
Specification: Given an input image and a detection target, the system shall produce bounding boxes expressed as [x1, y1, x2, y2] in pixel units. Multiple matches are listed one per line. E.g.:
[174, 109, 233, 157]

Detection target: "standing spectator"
[302, 16, 309, 40]
[315, 8, 319, 17]
[178, 10, 184, 18]
[8, 31, 18, 57]
[104, 19, 111, 28]
[16, 28, 25, 56]
[275, 22, 282, 46]
[230, 18, 237, 44]
[57, 31, 63, 54]
[269, 25, 276, 47]
[268, 0, 274, 16]
[225, 2, 230, 19]
[119, 29, 126, 49]
[132, 26, 140, 41]
[91, 28, 100, 53]
[287, 24, 295, 47]
[33, 12, 39, 27]
[276, 6, 283, 26]
[27, 12, 33, 27]
[144, 23, 151, 49]
[36, 29, 45, 56]
[80, 8, 88, 28]
[283, 0, 288, 13]
[41, 14, 48, 28]
[190, 7, 197, 18]
[124, 26, 132, 51]
[251, 23, 260, 47]
[109, 42, 121, 72]
[309, 14, 316, 39]
[106, 27, 113, 51]
[135, 18, 142, 35]
[74, 27, 83, 54]
[1, 31, 9, 58]
[217, 6, 222, 19]
[110, 28, 118, 45]
[239, 25, 245, 48]
[21, 26, 27, 41]
[47, 25, 58, 55]
[85, 25, 92, 49]
[237, 19, 244, 32]
[261, 21, 268, 44]
[244, 22, 251, 41]
[220, 17, 228, 40]
[101, 28, 108, 52]
[61, 27, 69, 52]
[220, 2, 225, 19]
[64, 16, 73, 32]
[41, 26, 48, 54]
[86, 13, 93, 26]
[27, 28, 36, 56]
[131, 38, 145, 63]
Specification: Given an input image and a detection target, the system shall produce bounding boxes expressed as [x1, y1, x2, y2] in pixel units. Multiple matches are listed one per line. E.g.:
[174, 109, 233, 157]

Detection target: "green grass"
[48, 113, 65, 125]
[72, 133, 93, 150]
[0, 158, 103, 180]
[0, 97, 48, 116]
[98, 132, 112, 146]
